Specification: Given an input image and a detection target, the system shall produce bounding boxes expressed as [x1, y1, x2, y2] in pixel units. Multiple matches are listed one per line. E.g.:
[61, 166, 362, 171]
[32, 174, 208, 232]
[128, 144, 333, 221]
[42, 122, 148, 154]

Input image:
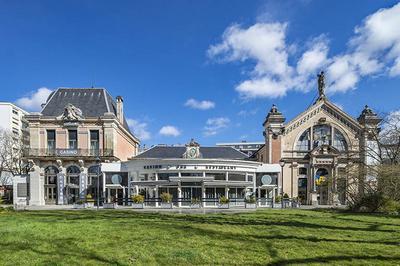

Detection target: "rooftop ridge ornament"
[57, 103, 84, 121]
[317, 71, 326, 100]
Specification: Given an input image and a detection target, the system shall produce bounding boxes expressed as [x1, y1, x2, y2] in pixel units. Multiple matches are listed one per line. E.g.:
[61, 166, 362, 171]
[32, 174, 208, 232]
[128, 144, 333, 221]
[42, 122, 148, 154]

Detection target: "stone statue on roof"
[317, 71, 326, 99]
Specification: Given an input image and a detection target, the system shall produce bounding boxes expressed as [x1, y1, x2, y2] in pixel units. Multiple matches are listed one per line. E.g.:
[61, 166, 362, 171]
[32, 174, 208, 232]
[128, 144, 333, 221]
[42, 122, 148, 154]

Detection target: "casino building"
[101, 139, 281, 207]
[22, 88, 140, 206]
[253, 72, 381, 205]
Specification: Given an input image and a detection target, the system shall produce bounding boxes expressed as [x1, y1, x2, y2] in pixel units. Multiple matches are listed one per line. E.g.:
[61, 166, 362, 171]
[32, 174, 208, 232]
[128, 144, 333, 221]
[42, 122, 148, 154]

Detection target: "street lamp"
[279, 159, 285, 208]
[96, 157, 101, 211]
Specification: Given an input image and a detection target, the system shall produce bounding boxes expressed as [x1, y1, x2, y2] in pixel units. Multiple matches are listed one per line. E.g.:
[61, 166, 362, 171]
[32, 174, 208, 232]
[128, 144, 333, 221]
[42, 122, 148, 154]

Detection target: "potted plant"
[85, 194, 95, 208]
[73, 199, 86, 209]
[131, 194, 145, 209]
[274, 195, 282, 208]
[218, 196, 230, 209]
[282, 193, 290, 208]
[190, 197, 201, 209]
[160, 192, 173, 209]
[245, 195, 257, 209]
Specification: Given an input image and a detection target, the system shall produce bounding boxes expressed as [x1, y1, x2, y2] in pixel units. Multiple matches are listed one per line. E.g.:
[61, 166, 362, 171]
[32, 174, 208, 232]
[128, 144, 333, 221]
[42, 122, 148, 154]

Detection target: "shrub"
[191, 197, 201, 204]
[0, 197, 3, 205]
[160, 192, 172, 203]
[283, 193, 290, 199]
[132, 194, 145, 204]
[86, 194, 95, 203]
[275, 195, 282, 203]
[245, 195, 256, 204]
[219, 196, 230, 204]
[350, 192, 385, 213]
[378, 199, 400, 215]
[75, 199, 85, 205]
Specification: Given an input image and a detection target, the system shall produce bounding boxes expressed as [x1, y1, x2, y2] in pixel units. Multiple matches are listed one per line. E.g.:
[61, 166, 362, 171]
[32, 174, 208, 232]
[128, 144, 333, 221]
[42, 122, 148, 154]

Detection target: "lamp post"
[279, 159, 285, 208]
[96, 157, 101, 211]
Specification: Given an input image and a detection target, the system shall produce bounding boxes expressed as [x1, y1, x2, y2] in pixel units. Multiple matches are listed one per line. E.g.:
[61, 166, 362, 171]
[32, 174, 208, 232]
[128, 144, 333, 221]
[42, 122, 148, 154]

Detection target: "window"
[90, 130, 99, 153]
[68, 130, 78, 149]
[88, 165, 101, 186]
[228, 173, 246, 181]
[296, 129, 311, 151]
[333, 129, 347, 151]
[66, 165, 80, 185]
[47, 130, 56, 151]
[45, 166, 59, 185]
[12, 109, 18, 115]
[299, 167, 307, 175]
[313, 125, 331, 148]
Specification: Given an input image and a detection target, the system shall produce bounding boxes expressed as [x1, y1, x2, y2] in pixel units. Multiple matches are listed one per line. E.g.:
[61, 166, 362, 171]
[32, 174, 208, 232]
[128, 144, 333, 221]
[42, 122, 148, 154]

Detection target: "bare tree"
[343, 111, 400, 210]
[0, 129, 27, 180]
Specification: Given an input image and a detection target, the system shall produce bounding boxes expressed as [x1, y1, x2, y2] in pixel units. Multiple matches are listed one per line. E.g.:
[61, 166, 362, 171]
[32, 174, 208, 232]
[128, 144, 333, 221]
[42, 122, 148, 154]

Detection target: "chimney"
[116, 96, 124, 124]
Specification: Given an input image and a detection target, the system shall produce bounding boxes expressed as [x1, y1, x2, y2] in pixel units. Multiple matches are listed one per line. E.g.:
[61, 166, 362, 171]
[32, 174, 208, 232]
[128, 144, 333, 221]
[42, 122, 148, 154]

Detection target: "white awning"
[169, 176, 214, 182]
[203, 181, 253, 187]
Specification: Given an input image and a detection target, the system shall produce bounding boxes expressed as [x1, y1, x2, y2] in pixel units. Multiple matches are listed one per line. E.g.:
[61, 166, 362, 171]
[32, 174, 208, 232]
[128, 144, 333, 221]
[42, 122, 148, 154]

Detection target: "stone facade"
[24, 88, 139, 205]
[254, 85, 380, 205]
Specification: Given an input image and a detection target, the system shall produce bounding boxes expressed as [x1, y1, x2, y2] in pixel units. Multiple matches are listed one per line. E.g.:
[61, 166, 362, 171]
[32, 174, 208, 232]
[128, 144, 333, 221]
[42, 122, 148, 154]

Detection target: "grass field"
[0, 208, 399, 265]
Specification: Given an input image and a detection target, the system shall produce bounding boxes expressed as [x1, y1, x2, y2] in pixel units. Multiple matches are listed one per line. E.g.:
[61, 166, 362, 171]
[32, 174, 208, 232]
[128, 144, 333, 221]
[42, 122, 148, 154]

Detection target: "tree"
[0, 129, 28, 180]
[343, 111, 400, 211]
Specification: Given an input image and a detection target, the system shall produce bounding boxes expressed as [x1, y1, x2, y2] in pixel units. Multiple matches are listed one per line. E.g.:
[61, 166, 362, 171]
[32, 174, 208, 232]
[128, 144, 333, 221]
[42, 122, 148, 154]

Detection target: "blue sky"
[1, 0, 399, 147]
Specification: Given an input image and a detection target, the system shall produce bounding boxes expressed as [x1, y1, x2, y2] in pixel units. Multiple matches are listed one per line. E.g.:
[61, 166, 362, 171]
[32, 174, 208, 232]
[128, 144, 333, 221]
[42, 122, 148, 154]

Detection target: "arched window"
[44, 166, 58, 185]
[313, 125, 331, 148]
[333, 129, 348, 151]
[296, 129, 311, 151]
[88, 165, 101, 186]
[66, 165, 80, 185]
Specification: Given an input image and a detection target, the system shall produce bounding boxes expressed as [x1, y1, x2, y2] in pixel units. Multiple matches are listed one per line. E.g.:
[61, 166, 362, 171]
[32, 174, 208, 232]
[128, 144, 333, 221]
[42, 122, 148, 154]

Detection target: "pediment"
[310, 144, 340, 157]
[284, 99, 361, 136]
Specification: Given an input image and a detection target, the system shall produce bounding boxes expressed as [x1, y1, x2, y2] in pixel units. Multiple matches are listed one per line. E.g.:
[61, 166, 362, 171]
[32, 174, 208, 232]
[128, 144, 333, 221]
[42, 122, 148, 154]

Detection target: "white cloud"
[238, 109, 258, 116]
[203, 117, 230, 136]
[159, 125, 181, 137]
[126, 118, 151, 141]
[184, 98, 215, 110]
[15, 87, 52, 111]
[208, 3, 400, 98]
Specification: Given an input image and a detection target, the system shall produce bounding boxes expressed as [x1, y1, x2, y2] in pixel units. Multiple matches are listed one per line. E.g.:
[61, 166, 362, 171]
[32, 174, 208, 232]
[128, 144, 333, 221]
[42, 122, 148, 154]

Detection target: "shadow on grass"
[0, 234, 123, 265]
[15, 209, 399, 234]
[268, 255, 400, 265]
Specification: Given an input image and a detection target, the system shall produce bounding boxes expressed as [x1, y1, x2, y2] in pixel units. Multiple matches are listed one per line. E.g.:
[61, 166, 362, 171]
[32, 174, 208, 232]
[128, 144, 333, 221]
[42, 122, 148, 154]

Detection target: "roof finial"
[317, 71, 326, 99]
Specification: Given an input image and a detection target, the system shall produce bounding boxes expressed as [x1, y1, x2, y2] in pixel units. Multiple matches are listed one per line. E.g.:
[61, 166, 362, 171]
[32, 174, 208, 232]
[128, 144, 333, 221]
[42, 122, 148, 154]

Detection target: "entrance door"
[315, 168, 329, 205]
[67, 188, 80, 204]
[298, 178, 307, 204]
[45, 186, 57, 204]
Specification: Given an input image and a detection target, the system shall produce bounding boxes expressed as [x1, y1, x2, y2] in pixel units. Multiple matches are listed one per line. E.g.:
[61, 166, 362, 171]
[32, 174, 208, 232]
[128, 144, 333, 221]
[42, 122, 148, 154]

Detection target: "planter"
[103, 203, 118, 209]
[73, 203, 86, 209]
[160, 202, 173, 209]
[282, 199, 291, 208]
[190, 203, 201, 209]
[132, 203, 144, 209]
[245, 203, 257, 209]
[218, 203, 230, 209]
[85, 202, 95, 208]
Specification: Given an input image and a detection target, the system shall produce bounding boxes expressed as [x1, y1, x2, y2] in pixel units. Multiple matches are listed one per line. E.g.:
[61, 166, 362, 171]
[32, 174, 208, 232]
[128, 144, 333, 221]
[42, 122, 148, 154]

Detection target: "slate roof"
[135, 145, 249, 160]
[41, 88, 132, 133]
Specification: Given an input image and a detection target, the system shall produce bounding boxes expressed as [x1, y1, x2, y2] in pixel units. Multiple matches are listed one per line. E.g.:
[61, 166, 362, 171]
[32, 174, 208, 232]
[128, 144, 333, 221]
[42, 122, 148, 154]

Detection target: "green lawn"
[0, 208, 399, 265]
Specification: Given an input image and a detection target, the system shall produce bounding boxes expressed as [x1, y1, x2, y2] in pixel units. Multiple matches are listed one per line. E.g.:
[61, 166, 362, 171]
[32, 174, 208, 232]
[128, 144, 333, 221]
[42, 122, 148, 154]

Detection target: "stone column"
[29, 164, 45, 206]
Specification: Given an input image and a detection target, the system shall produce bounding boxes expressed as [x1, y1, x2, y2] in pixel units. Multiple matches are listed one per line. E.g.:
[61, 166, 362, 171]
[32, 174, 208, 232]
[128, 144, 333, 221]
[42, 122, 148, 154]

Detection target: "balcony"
[24, 148, 114, 158]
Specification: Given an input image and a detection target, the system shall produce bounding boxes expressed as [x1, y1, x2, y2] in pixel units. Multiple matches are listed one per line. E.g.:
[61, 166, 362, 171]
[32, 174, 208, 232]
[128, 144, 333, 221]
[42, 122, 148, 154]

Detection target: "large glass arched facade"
[296, 125, 348, 152]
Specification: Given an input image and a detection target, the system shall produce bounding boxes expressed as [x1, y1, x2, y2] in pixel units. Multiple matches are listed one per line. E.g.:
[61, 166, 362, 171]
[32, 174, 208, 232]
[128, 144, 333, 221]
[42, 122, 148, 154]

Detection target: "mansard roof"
[135, 145, 249, 160]
[40, 88, 131, 133]
[284, 98, 362, 136]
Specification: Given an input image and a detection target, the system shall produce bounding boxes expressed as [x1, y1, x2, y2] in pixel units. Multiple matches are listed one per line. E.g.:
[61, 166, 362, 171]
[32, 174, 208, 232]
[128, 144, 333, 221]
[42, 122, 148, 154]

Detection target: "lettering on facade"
[143, 164, 238, 170]
[56, 149, 78, 156]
